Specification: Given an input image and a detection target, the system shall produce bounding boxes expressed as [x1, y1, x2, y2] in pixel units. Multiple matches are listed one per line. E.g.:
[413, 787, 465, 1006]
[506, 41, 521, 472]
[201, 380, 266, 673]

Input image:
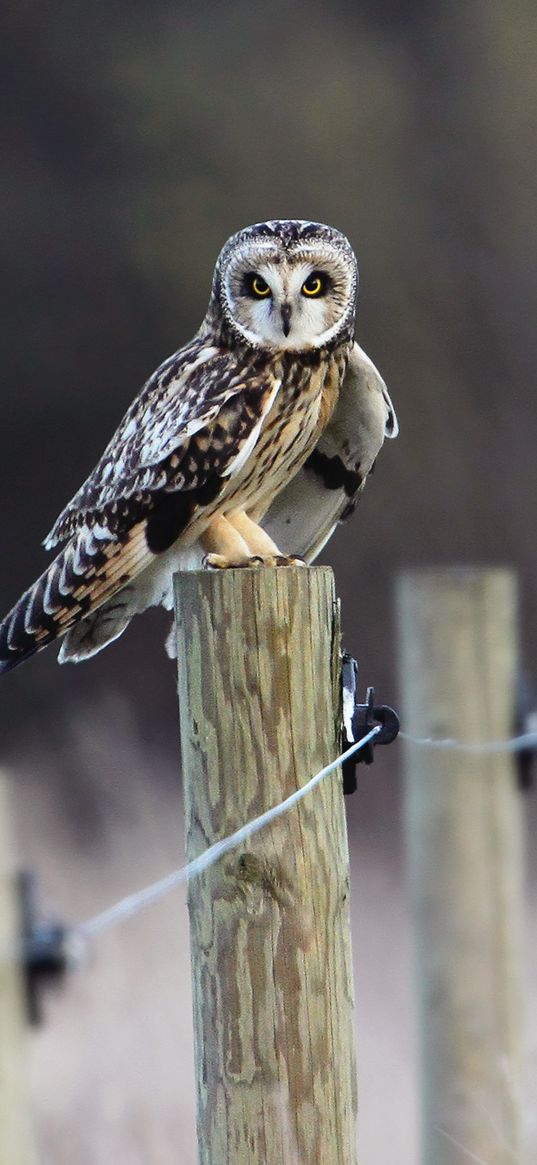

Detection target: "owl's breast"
[225, 345, 349, 515]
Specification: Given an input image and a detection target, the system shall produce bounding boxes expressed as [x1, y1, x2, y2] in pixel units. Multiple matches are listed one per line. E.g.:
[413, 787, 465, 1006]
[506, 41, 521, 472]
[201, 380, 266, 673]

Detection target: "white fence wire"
[74, 725, 537, 944]
[76, 725, 382, 941]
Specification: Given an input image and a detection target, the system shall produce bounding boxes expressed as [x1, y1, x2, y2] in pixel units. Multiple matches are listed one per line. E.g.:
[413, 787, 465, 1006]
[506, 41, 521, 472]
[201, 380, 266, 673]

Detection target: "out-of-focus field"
[2, 1, 536, 1160]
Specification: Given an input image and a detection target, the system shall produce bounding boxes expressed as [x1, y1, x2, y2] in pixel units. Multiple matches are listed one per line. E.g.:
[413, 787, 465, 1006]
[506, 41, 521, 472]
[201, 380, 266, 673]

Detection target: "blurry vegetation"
[2, 6, 536, 1161]
[1, 0, 536, 723]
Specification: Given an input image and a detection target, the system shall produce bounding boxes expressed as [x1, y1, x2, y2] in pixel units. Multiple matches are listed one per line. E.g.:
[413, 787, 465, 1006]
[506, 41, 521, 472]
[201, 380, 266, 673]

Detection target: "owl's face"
[214, 220, 358, 352]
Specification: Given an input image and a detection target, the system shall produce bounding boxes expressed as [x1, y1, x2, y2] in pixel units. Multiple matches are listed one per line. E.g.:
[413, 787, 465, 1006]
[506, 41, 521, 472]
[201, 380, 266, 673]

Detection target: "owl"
[0, 220, 397, 675]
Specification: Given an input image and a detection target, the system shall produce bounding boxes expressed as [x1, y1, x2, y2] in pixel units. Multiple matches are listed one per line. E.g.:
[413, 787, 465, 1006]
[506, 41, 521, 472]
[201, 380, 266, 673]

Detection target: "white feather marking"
[181, 412, 219, 439]
[122, 417, 138, 440]
[58, 550, 74, 596]
[8, 614, 24, 648]
[178, 346, 219, 376]
[43, 570, 59, 615]
[73, 532, 88, 573]
[221, 379, 281, 478]
[92, 523, 115, 541]
[23, 586, 40, 634]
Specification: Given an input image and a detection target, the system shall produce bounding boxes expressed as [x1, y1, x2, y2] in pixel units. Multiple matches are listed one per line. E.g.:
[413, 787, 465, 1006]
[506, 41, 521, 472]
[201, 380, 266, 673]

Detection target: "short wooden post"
[397, 568, 528, 1164]
[175, 566, 357, 1165]
[0, 774, 35, 1164]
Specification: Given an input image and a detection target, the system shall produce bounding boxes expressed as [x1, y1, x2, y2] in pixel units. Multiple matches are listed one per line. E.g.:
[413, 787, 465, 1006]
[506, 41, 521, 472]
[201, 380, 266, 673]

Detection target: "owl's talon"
[203, 553, 265, 570]
[203, 553, 306, 570]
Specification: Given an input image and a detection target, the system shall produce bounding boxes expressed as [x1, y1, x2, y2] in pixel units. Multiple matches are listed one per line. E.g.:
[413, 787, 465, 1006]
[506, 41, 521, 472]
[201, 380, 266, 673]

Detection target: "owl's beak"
[281, 303, 292, 337]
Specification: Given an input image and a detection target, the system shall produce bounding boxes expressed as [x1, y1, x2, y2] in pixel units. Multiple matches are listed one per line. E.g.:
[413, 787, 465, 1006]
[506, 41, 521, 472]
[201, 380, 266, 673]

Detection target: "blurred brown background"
[1, 1, 536, 1161]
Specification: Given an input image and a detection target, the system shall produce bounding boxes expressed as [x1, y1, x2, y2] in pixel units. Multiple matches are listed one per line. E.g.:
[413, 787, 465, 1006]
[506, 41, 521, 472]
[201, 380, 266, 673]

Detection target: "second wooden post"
[397, 568, 528, 1165]
[0, 775, 35, 1165]
[175, 566, 357, 1165]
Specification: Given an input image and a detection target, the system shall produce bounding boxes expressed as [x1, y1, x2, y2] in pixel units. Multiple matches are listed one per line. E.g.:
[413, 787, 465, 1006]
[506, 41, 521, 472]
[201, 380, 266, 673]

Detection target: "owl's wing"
[39, 342, 395, 671]
[0, 342, 284, 674]
[260, 342, 397, 560]
[45, 340, 281, 548]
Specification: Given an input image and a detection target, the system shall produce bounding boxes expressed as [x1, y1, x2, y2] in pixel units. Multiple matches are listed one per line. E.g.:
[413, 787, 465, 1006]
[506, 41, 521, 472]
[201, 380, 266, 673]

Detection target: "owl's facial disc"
[220, 233, 357, 351]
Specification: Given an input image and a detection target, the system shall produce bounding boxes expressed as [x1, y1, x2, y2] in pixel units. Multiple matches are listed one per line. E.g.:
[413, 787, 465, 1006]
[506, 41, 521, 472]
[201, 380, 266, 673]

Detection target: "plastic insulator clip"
[18, 870, 70, 1025]
[341, 653, 400, 795]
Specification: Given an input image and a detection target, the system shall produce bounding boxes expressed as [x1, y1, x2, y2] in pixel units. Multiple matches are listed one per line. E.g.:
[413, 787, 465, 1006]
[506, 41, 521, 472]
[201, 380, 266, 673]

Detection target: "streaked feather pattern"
[0, 220, 397, 675]
[44, 347, 280, 548]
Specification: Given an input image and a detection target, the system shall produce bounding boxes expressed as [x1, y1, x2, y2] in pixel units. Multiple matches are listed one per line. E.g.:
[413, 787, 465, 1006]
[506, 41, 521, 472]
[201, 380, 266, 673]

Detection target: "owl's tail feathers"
[0, 523, 151, 676]
[58, 597, 134, 664]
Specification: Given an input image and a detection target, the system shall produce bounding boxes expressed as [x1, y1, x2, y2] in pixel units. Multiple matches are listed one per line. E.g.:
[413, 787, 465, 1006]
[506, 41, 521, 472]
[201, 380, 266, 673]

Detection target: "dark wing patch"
[145, 476, 223, 553]
[303, 450, 363, 496]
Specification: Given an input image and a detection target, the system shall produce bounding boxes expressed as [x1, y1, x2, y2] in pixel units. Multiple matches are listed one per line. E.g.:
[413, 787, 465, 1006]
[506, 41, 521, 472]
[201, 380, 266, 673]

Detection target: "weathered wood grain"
[397, 568, 528, 1165]
[175, 566, 358, 1165]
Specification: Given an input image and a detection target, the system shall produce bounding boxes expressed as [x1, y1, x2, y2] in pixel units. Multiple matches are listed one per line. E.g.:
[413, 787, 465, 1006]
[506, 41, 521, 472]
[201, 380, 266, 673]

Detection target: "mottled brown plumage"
[0, 220, 396, 674]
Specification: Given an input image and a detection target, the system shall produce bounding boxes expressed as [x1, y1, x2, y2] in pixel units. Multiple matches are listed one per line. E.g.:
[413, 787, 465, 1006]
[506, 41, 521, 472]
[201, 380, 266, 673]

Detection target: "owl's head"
[210, 220, 358, 351]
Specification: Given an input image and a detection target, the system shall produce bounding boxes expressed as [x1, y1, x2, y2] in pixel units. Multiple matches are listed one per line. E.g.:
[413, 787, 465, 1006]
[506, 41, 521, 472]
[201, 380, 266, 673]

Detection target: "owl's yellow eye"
[249, 274, 271, 298]
[302, 272, 327, 297]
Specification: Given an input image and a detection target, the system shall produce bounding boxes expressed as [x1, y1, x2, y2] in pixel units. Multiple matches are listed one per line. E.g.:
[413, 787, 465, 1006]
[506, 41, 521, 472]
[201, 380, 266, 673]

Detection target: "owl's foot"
[203, 554, 265, 569]
[203, 553, 306, 569]
[201, 515, 306, 570]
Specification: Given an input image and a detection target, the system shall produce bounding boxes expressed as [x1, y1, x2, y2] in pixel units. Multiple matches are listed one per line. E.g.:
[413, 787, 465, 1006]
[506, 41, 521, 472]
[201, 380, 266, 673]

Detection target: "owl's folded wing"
[44, 341, 281, 549]
[52, 343, 397, 668]
[259, 342, 398, 560]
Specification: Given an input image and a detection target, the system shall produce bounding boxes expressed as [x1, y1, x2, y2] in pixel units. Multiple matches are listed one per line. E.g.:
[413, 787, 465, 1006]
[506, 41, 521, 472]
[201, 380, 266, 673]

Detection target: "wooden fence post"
[175, 566, 357, 1165]
[397, 568, 528, 1164]
[0, 773, 35, 1164]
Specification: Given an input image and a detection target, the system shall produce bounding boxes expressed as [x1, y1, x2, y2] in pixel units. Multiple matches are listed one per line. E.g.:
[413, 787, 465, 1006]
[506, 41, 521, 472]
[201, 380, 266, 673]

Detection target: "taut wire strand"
[399, 730, 537, 754]
[76, 726, 381, 941]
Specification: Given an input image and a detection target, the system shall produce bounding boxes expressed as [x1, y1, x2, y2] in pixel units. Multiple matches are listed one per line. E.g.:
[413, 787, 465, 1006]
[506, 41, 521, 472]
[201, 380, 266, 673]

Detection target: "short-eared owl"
[0, 220, 397, 674]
